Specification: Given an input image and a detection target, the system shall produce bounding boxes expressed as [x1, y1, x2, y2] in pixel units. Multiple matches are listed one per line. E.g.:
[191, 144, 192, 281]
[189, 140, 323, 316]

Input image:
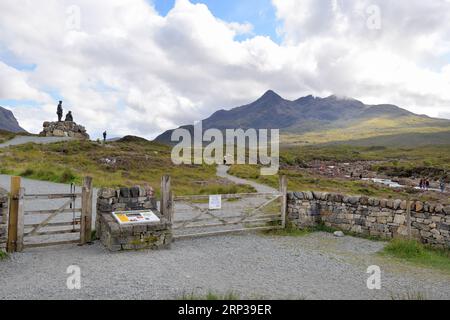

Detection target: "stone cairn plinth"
[40, 121, 90, 140]
[96, 186, 172, 252]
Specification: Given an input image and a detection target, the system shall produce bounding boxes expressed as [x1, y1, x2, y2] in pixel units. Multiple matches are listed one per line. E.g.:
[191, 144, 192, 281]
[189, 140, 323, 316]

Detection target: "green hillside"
[282, 116, 450, 146]
[0, 138, 255, 196]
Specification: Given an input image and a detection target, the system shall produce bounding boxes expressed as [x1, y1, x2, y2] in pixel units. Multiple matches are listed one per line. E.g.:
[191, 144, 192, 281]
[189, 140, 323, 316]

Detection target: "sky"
[0, 0, 450, 139]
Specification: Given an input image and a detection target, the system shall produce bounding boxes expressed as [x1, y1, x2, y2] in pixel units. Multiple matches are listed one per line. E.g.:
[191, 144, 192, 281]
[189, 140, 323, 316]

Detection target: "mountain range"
[0, 106, 26, 133]
[155, 90, 450, 146]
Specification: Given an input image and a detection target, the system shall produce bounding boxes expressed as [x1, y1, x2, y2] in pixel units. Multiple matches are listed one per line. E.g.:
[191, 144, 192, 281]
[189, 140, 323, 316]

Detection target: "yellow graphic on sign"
[116, 214, 129, 223]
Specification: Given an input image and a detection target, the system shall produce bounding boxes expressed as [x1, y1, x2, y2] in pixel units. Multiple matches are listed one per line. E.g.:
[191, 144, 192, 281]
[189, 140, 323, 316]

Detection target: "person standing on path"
[103, 131, 107, 144]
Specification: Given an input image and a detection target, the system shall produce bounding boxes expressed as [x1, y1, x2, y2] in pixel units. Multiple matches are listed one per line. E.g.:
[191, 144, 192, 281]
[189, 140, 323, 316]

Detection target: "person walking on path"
[440, 177, 446, 193]
[103, 131, 107, 144]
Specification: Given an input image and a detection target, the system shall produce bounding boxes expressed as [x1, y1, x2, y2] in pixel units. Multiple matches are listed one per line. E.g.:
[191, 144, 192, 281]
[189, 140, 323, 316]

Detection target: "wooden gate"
[169, 176, 288, 240]
[6, 176, 93, 252]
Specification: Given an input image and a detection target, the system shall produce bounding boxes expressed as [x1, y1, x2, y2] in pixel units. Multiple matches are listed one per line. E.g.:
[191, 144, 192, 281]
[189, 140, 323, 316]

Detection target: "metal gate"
[171, 176, 288, 240]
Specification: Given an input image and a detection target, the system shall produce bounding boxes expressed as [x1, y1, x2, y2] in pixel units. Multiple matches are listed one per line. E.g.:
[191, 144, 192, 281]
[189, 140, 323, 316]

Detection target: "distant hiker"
[419, 179, 424, 190]
[223, 156, 227, 165]
[425, 179, 430, 191]
[359, 173, 363, 180]
[65, 111, 73, 122]
[350, 172, 354, 178]
[440, 178, 446, 193]
[57, 101, 63, 122]
[103, 131, 107, 143]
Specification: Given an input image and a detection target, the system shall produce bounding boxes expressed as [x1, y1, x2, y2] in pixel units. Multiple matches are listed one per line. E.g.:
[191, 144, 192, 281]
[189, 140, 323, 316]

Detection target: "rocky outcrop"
[40, 121, 89, 140]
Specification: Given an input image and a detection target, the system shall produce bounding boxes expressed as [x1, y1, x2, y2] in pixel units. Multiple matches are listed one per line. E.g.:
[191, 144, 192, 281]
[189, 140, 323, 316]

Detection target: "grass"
[229, 164, 433, 202]
[1, 132, 449, 202]
[382, 239, 450, 273]
[179, 291, 240, 300]
[0, 130, 16, 144]
[281, 116, 450, 146]
[0, 130, 34, 144]
[282, 144, 450, 177]
[229, 142, 450, 203]
[0, 250, 8, 260]
[263, 225, 311, 237]
[263, 221, 338, 237]
[0, 139, 255, 196]
[390, 291, 428, 300]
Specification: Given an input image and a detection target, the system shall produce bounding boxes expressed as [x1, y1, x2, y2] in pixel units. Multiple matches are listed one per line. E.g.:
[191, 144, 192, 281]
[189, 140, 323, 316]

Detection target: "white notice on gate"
[209, 195, 222, 210]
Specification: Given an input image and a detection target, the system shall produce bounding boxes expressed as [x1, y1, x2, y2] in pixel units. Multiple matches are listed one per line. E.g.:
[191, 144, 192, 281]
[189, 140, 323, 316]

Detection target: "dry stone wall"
[0, 188, 8, 250]
[288, 191, 450, 248]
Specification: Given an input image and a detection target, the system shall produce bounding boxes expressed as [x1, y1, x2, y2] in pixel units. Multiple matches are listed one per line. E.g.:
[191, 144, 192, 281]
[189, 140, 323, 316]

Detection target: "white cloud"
[0, 62, 51, 102]
[0, 0, 449, 138]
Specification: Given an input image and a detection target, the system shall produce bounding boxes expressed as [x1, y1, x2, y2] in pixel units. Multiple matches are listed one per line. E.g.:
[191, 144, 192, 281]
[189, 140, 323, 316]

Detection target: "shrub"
[382, 239, 450, 272]
[0, 250, 8, 260]
[384, 239, 425, 259]
[20, 168, 35, 177]
[60, 169, 76, 183]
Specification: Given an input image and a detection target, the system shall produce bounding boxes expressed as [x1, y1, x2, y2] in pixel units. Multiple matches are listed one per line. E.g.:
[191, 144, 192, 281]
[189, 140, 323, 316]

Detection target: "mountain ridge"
[154, 90, 450, 146]
[0, 106, 27, 133]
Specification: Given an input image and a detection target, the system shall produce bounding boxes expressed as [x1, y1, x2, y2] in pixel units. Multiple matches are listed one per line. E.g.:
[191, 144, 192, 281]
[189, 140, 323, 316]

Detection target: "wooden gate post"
[279, 175, 288, 229]
[161, 175, 173, 222]
[7, 176, 21, 253]
[80, 176, 93, 245]
[16, 188, 25, 252]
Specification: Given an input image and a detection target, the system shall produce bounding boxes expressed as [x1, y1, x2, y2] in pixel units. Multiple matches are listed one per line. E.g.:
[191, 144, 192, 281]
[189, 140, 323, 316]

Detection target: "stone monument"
[39, 101, 90, 140]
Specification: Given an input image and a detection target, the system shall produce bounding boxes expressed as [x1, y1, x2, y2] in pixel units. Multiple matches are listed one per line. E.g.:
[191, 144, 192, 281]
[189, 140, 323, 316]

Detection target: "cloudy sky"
[1, 0, 450, 139]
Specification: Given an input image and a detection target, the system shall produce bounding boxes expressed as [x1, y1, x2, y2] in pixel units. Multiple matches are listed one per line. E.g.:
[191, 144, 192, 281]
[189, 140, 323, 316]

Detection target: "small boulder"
[334, 231, 345, 238]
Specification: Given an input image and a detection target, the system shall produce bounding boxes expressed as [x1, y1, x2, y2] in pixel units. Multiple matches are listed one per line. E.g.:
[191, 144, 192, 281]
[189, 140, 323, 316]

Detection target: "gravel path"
[0, 136, 73, 148]
[217, 165, 278, 194]
[1, 232, 450, 300]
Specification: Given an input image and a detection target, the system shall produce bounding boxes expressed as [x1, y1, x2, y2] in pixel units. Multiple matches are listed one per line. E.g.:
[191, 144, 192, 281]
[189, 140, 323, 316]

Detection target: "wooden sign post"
[80, 176, 93, 245]
[160, 175, 173, 222]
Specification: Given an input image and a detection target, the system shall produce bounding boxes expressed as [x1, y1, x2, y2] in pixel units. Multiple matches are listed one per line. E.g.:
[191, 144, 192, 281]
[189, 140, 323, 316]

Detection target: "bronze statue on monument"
[57, 101, 63, 122]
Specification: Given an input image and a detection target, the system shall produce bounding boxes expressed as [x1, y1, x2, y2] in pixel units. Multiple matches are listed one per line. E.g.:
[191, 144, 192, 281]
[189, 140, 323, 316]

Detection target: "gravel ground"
[1, 232, 450, 300]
